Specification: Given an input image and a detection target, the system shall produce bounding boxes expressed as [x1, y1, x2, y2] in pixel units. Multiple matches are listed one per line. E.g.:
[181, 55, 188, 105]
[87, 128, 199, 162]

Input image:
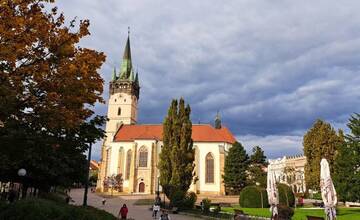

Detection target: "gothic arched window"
[105, 148, 111, 177]
[205, 153, 214, 183]
[139, 146, 148, 167]
[125, 150, 132, 180]
[118, 107, 121, 116]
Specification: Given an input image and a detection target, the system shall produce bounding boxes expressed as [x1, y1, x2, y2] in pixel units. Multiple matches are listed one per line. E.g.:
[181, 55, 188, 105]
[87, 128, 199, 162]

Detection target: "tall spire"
[129, 68, 135, 81]
[135, 70, 139, 85]
[214, 110, 221, 129]
[120, 27, 132, 79]
[112, 67, 117, 81]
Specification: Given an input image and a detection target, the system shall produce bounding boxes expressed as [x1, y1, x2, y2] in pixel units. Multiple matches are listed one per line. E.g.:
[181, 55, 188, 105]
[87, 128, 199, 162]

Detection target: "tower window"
[124, 99, 126, 102]
[114, 99, 117, 102]
[118, 107, 121, 116]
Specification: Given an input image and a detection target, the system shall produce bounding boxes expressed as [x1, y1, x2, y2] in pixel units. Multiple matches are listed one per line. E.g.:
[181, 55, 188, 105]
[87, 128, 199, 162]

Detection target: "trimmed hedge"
[277, 183, 295, 207]
[182, 192, 197, 209]
[239, 186, 269, 208]
[0, 198, 117, 220]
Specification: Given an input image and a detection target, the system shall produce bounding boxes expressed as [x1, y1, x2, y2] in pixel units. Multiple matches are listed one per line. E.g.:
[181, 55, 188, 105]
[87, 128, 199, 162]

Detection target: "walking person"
[118, 204, 128, 219]
[152, 203, 160, 218]
[159, 210, 171, 220]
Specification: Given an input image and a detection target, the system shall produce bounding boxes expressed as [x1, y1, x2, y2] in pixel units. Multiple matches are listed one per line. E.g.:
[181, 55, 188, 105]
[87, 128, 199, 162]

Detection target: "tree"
[250, 146, 267, 165]
[334, 113, 360, 202]
[303, 119, 344, 191]
[0, 0, 106, 191]
[223, 141, 249, 194]
[158, 98, 194, 205]
[247, 146, 267, 186]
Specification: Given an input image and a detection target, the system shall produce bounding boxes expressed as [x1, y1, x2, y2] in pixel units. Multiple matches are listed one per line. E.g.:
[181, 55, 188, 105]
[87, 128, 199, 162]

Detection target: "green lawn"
[221, 206, 360, 220]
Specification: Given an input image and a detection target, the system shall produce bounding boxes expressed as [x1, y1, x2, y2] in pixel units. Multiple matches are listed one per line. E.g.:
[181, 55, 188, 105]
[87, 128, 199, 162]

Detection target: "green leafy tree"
[223, 141, 249, 194]
[334, 113, 360, 202]
[303, 119, 344, 191]
[159, 98, 194, 205]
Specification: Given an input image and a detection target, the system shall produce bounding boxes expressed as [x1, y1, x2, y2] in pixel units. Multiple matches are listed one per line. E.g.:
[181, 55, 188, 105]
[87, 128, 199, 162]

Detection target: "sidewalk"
[70, 188, 201, 220]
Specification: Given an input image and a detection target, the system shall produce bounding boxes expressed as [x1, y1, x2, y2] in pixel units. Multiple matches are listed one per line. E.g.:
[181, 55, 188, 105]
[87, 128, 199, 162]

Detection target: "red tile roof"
[90, 160, 99, 170]
[113, 124, 236, 144]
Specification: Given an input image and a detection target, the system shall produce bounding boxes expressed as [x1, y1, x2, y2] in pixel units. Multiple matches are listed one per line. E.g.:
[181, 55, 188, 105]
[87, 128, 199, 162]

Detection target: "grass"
[133, 199, 155, 206]
[0, 194, 117, 220]
[222, 206, 360, 220]
[182, 208, 234, 220]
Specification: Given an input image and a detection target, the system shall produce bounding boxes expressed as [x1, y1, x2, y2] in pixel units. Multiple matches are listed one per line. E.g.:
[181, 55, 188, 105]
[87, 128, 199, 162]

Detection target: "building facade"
[268, 155, 307, 193]
[97, 35, 236, 195]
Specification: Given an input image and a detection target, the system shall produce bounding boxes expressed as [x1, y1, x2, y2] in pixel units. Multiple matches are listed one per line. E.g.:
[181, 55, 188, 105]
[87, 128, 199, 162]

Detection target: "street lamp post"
[83, 142, 92, 206]
[155, 177, 160, 205]
[18, 168, 26, 199]
[256, 182, 263, 208]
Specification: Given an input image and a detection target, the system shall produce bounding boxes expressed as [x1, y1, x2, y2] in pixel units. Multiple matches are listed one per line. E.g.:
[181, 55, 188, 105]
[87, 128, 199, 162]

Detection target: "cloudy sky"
[55, 0, 360, 160]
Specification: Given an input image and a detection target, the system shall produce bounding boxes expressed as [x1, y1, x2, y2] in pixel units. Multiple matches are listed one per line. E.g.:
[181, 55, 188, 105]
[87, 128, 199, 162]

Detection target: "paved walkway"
[70, 188, 201, 220]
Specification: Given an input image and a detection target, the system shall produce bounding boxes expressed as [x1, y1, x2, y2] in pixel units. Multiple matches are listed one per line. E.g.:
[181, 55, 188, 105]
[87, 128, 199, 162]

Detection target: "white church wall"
[134, 140, 156, 193]
[196, 142, 222, 194]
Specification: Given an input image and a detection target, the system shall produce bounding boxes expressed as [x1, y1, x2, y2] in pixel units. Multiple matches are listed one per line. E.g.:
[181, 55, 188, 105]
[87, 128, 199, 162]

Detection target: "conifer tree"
[334, 113, 360, 202]
[247, 146, 267, 186]
[223, 141, 249, 194]
[159, 98, 194, 204]
[303, 119, 344, 191]
[250, 146, 267, 165]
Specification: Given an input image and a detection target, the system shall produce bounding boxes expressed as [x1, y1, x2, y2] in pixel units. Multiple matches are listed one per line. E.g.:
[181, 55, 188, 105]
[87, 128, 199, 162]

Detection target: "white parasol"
[267, 164, 279, 219]
[320, 158, 337, 220]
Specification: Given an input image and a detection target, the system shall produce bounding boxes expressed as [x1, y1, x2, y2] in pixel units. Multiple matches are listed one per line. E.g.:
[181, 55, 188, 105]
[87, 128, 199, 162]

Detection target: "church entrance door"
[139, 182, 145, 193]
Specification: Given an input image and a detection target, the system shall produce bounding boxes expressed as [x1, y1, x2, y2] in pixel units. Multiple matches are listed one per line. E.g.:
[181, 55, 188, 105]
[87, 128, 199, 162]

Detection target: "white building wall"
[106, 140, 228, 194]
[197, 142, 222, 193]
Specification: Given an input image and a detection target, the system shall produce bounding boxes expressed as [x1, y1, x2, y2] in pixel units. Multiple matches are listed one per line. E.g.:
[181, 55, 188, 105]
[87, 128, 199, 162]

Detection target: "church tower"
[104, 33, 140, 141]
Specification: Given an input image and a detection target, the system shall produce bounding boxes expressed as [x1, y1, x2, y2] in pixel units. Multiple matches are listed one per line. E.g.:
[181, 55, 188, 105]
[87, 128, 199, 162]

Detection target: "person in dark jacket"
[119, 204, 128, 219]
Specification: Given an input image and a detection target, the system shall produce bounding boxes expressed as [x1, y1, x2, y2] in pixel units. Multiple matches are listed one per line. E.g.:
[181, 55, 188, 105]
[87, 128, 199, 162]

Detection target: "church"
[97, 35, 236, 195]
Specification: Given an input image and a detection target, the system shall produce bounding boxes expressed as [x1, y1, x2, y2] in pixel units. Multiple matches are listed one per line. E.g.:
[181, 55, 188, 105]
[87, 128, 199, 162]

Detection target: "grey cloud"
[55, 0, 360, 160]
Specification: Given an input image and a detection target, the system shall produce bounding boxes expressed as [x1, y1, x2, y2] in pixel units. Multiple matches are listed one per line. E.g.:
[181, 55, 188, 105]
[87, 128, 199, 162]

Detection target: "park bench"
[306, 216, 324, 220]
[233, 209, 250, 220]
[312, 201, 324, 208]
[345, 202, 360, 207]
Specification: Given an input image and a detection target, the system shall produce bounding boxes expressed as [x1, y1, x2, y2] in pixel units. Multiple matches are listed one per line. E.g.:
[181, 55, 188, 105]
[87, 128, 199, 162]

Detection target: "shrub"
[0, 200, 8, 212]
[239, 185, 269, 208]
[169, 190, 185, 208]
[182, 192, 197, 209]
[40, 192, 66, 204]
[0, 198, 117, 220]
[201, 198, 211, 213]
[277, 184, 295, 207]
[277, 204, 294, 220]
[212, 205, 220, 214]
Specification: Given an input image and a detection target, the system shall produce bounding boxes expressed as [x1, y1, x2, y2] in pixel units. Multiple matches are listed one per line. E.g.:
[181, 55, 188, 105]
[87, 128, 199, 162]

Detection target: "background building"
[268, 155, 306, 193]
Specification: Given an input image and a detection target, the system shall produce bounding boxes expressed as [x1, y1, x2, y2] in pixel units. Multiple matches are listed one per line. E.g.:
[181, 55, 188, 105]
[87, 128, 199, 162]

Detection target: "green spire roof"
[112, 67, 117, 81]
[129, 68, 135, 81]
[135, 71, 139, 85]
[120, 36, 132, 79]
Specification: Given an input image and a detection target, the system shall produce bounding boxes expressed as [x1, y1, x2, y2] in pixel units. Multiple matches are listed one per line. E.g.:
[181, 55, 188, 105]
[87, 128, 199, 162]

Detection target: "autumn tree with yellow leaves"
[0, 0, 106, 192]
